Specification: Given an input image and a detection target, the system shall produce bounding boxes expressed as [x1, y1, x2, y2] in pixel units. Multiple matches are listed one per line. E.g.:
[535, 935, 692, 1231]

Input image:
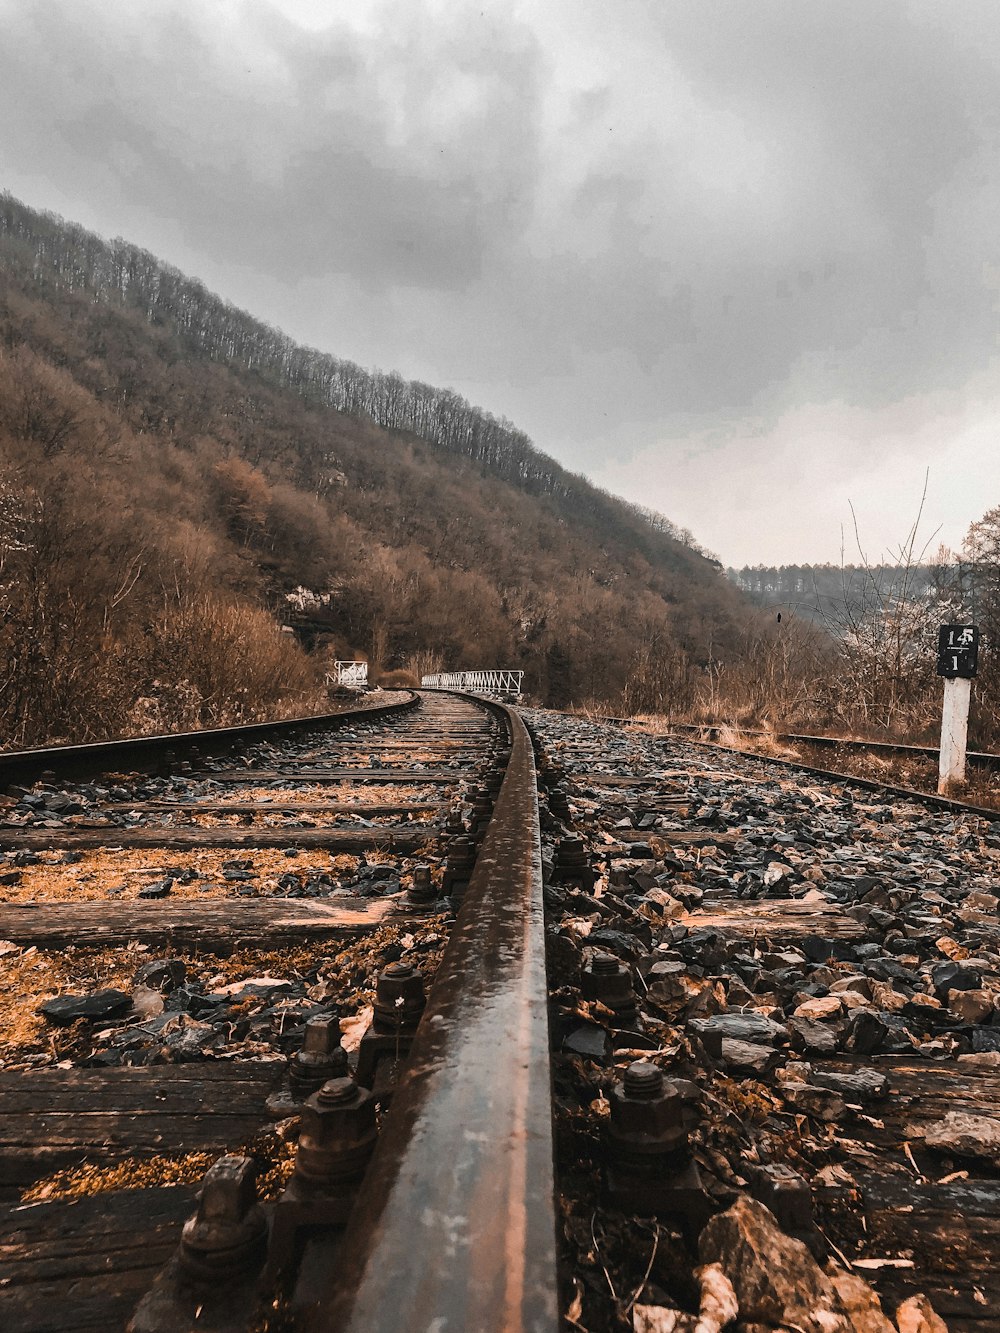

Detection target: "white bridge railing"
[421, 670, 523, 697]
[326, 661, 369, 688]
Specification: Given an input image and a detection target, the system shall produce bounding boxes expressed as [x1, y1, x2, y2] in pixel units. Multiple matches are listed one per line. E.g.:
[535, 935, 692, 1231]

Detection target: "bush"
[375, 668, 419, 689]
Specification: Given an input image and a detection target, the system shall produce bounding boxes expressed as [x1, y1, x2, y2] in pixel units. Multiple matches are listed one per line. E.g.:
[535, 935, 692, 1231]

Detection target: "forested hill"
[727, 563, 947, 626]
[0, 193, 711, 561]
[0, 191, 751, 744]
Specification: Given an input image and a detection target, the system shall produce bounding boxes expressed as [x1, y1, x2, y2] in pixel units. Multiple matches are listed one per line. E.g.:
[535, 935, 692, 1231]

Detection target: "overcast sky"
[2, 0, 999, 566]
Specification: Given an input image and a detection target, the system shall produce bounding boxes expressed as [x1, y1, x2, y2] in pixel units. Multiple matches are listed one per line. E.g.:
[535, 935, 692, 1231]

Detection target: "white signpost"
[937, 624, 979, 794]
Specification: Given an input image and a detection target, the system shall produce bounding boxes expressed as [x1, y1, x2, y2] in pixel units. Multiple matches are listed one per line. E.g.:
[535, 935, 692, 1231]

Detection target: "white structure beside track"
[422, 670, 524, 698]
[328, 661, 369, 688]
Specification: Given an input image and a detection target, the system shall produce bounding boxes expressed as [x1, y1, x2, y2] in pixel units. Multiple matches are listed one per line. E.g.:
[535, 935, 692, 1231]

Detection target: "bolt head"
[610, 1067, 686, 1147]
[295, 1079, 378, 1188]
[301, 1014, 340, 1056]
[180, 1155, 267, 1279]
[581, 955, 636, 1012]
[375, 961, 426, 1026]
[196, 1155, 258, 1222]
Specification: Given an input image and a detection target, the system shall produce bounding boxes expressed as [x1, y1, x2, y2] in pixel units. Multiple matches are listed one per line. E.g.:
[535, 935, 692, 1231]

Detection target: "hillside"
[0, 192, 752, 744]
[727, 563, 950, 628]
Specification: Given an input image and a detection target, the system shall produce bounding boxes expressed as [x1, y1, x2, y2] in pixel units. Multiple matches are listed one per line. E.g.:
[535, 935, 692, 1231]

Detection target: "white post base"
[939, 676, 972, 794]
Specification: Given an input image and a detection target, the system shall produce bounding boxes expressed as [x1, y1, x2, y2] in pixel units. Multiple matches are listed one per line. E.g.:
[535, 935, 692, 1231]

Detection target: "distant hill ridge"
[0, 189, 751, 744]
[0, 192, 711, 562]
[727, 562, 948, 626]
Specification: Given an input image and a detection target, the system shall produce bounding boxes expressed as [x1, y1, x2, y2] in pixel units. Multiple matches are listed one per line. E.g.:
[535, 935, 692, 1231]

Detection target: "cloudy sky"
[2, 0, 999, 566]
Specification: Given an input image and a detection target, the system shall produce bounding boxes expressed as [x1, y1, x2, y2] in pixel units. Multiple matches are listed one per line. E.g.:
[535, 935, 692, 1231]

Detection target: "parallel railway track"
[667, 720, 1000, 774]
[1, 697, 997, 1330]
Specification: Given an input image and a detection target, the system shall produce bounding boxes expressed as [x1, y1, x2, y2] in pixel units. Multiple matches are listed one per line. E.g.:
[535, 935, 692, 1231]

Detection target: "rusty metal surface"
[312, 701, 558, 1333]
[673, 735, 1000, 821]
[0, 694, 419, 786]
[667, 719, 1000, 771]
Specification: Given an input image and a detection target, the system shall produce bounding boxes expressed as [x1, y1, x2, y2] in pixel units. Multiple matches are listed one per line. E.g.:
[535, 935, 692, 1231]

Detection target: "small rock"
[895, 1294, 948, 1333]
[562, 1023, 611, 1060]
[782, 1084, 846, 1121]
[699, 1197, 845, 1332]
[131, 986, 165, 1019]
[934, 936, 966, 961]
[132, 958, 187, 993]
[868, 981, 908, 1014]
[763, 861, 793, 887]
[642, 887, 684, 917]
[846, 1010, 913, 1056]
[915, 1110, 1000, 1162]
[689, 1012, 788, 1055]
[787, 1017, 842, 1055]
[931, 961, 981, 996]
[810, 1068, 888, 1102]
[693, 1262, 739, 1331]
[965, 890, 999, 912]
[138, 879, 173, 900]
[828, 1270, 895, 1333]
[161, 1014, 219, 1055]
[829, 976, 873, 998]
[40, 989, 132, 1025]
[719, 1038, 779, 1075]
[947, 988, 995, 1024]
[793, 995, 844, 1021]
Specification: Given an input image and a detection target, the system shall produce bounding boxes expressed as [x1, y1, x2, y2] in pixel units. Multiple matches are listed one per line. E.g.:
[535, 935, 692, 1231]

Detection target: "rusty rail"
[311, 699, 558, 1333]
[666, 720, 1000, 771]
[669, 734, 1000, 821]
[0, 693, 419, 786]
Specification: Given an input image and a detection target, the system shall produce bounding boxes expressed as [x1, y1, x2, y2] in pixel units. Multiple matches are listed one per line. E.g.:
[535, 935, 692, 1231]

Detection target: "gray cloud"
[2, 0, 1000, 561]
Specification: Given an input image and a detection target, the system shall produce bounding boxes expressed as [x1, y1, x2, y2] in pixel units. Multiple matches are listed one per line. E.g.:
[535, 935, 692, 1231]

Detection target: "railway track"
[0, 690, 555, 1332]
[668, 720, 1000, 775]
[2, 698, 997, 1330]
[531, 711, 999, 1331]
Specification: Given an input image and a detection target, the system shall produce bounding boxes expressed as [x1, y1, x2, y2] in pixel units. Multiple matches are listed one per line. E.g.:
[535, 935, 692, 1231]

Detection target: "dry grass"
[791, 743, 1000, 813]
[676, 722, 1000, 815]
[0, 944, 137, 1055]
[715, 722, 800, 760]
[21, 1150, 218, 1202]
[190, 782, 438, 805]
[21, 1131, 298, 1203]
[0, 848, 363, 903]
[186, 809, 436, 828]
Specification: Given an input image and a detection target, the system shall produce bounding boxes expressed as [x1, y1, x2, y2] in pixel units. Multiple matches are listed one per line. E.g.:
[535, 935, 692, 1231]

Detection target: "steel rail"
[311, 698, 558, 1333]
[778, 729, 1000, 769]
[666, 720, 1000, 770]
[666, 734, 1000, 822]
[0, 693, 419, 787]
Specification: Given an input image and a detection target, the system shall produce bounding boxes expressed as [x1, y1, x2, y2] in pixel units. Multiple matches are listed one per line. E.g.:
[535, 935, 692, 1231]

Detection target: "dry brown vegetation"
[668, 501, 1000, 759]
[14, 193, 994, 750]
[0, 193, 755, 743]
[0, 848, 362, 903]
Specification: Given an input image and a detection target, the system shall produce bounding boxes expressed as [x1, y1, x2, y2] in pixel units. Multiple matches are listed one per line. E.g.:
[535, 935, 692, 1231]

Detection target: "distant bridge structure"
[421, 670, 524, 698]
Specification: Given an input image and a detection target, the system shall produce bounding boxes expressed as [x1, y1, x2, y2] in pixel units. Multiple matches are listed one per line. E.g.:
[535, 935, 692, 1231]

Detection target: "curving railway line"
[0, 695, 997, 1331]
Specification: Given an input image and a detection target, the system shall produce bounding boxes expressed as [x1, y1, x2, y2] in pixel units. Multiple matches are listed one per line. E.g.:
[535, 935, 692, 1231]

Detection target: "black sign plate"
[937, 624, 979, 678]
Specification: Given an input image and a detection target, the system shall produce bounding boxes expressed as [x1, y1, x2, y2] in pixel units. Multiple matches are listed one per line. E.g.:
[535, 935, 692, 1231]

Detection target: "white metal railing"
[421, 670, 523, 697]
[327, 661, 369, 688]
